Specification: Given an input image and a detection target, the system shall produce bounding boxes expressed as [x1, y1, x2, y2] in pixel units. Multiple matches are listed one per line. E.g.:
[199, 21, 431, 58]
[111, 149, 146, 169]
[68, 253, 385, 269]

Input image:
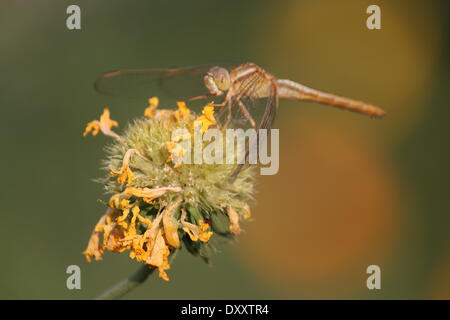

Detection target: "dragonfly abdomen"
[277, 79, 385, 118]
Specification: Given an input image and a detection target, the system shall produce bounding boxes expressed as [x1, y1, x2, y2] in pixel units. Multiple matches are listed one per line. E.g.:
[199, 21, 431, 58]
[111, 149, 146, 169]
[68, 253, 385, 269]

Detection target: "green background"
[1, 0, 449, 299]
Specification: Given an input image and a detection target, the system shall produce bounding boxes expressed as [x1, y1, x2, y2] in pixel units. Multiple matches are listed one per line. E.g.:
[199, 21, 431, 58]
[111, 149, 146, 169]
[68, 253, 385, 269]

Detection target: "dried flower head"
[83, 98, 255, 281]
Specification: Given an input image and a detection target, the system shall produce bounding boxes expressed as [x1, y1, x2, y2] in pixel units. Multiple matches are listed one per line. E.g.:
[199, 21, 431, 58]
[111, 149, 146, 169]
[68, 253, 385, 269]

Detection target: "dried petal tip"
[144, 97, 159, 118]
[109, 149, 140, 185]
[227, 207, 241, 235]
[181, 218, 213, 242]
[83, 208, 116, 262]
[124, 186, 182, 204]
[162, 204, 182, 248]
[83, 108, 120, 140]
[174, 101, 191, 121]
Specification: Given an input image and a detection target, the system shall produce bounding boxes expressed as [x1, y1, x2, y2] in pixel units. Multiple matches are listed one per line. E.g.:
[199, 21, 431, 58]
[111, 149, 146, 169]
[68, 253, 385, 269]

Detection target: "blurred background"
[1, 0, 449, 299]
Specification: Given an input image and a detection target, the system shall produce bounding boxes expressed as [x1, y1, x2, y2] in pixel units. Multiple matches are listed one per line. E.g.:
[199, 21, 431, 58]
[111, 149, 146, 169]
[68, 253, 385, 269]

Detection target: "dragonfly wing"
[258, 80, 279, 130]
[217, 70, 278, 130]
[226, 73, 279, 182]
[94, 65, 217, 100]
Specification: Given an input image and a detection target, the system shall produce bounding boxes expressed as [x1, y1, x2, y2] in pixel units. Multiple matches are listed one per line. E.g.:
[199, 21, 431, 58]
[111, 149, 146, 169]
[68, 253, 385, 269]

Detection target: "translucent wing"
[94, 64, 233, 101]
[216, 69, 278, 130]
[225, 70, 279, 181]
[258, 80, 279, 130]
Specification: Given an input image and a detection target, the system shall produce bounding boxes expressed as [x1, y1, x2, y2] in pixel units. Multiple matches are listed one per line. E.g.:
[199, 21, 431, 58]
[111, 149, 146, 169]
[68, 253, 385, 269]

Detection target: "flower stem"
[95, 250, 179, 300]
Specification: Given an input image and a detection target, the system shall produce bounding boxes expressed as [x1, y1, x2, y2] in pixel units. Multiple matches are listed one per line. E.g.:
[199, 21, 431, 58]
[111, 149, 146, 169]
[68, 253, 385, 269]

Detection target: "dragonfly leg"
[188, 90, 223, 102]
[221, 103, 233, 128]
[211, 101, 226, 112]
[211, 96, 231, 129]
[215, 100, 233, 129]
[237, 100, 256, 128]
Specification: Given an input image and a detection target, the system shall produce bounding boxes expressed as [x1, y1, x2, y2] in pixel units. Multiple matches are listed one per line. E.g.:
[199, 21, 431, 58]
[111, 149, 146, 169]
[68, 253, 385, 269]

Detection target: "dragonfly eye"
[210, 67, 231, 91]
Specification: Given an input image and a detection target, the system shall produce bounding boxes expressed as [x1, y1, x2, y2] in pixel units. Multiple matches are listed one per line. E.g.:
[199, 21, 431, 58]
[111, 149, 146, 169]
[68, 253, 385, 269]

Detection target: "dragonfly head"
[205, 66, 231, 94]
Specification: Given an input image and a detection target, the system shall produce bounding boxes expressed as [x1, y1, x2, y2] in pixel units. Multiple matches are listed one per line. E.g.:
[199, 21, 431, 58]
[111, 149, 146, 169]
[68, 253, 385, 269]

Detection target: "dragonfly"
[95, 62, 385, 131]
[95, 63, 385, 179]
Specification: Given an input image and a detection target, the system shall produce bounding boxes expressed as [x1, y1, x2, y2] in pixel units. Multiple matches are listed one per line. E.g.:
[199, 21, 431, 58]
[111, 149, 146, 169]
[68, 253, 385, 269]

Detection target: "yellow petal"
[144, 97, 159, 118]
[199, 231, 213, 242]
[162, 208, 181, 248]
[83, 208, 116, 261]
[137, 214, 152, 227]
[181, 221, 200, 241]
[120, 199, 131, 210]
[105, 224, 127, 252]
[242, 204, 252, 220]
[83, 231, 103, 262]
[83, 121, 100, 136]
[108, 194, 122, 208]
[198, 220, 213, 242]
[110, 149, 139, 185]
[100, 108, 121, 139]
[146, 230, 167, 268]
[124, 186, 182, 200]
[132, 205, 140, 215]
[158, 268, 170, 282]
[193, 105, 216, 133]
[174, 101, 191, 121]
[149, 97, 159, 108]
[84, 108, 120, 140]
[202, 104, 216, 122]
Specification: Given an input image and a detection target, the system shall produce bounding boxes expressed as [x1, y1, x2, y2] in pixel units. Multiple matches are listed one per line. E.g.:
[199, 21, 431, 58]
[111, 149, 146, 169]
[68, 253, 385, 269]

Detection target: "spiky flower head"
[83, 97, 254, 281]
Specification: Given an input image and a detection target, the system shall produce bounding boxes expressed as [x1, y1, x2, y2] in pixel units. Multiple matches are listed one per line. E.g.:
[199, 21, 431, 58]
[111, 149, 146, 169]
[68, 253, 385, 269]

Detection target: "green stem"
[95, 250, 178, 300]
